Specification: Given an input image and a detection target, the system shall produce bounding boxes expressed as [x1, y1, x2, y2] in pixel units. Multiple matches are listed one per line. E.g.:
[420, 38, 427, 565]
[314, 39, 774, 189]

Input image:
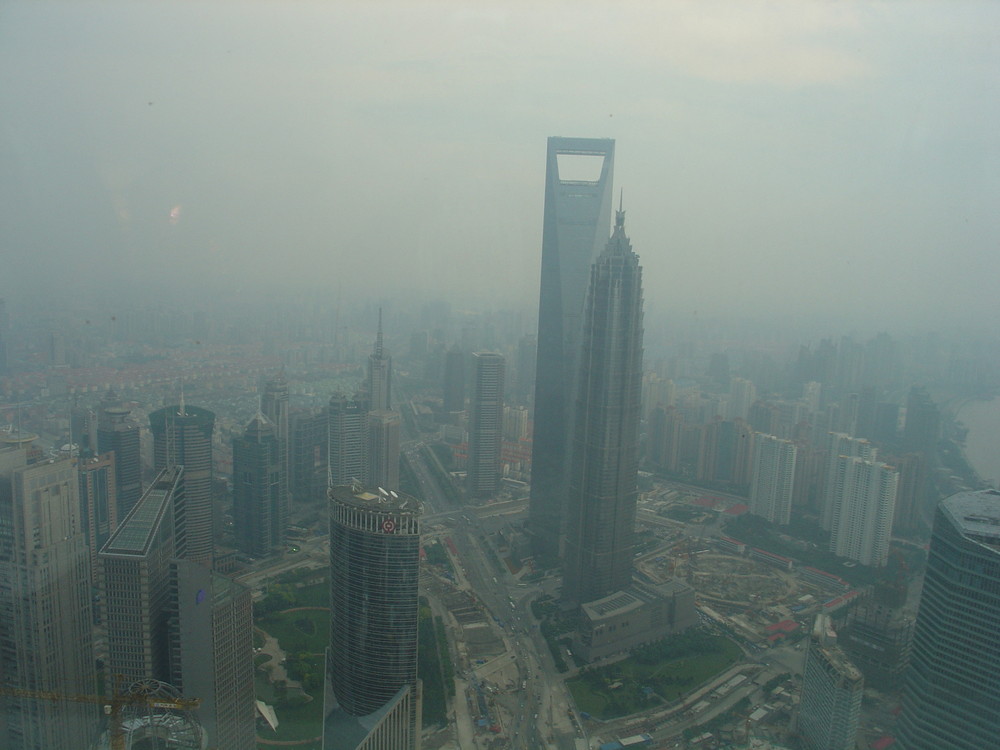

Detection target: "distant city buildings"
[466, 352, 505, 499]
[897, 489, 1000, 749]
[529, 136, 615, 568]
[323, 484, 422, 750]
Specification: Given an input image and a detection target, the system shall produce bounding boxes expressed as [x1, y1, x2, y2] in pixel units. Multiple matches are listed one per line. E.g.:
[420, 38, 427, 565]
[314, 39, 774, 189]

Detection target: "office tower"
[78, 451, 118, 584]
[840, 590, 913, 690]
[97, 392, 142, 518]
[367, 410, 401, 491]
[896, 490, 1000, 749]
[170, 560, 256, 750]
[99, 466, 182, 685]
[289, 407, 328, 503]
[442, 346, 465, 415]
[367, 309, 392, 412]
[0, 447, 98, 749]
[798, 614, 863, 750]
[902, 385, 940, 454]
[0, 297, 8, 373]
[261, 372, 291, 515]
[323, 484, 422, 750]
[149, 401, 216, 566]
[232, 413, 283, 558]
[562, 204, 643, 608]
[70, 401, 97, 455]
[821, 432, 877, 531]
[514, 333, 536, 402]
[467, 352, 505, 499]
[749, 434, 797, 525]
[829, 456, 898, 567]
[328, 394, 368, 487]
[529, 136, 614, 568]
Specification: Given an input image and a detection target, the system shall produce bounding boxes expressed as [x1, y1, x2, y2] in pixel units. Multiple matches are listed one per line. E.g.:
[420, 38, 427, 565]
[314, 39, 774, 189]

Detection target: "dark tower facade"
[261, 373, 290, 516]
[97, 393, 142, 518]
[149, 401, 216, 567]
[529, 136, 614, 568]
[442, 346, 465, 415]
[232, 413, 283, 558]
[562, 205, 643, 608]
[324, 484, 421, 750]
[467, 352, 505, 499]
[896, 489, 1000, 749]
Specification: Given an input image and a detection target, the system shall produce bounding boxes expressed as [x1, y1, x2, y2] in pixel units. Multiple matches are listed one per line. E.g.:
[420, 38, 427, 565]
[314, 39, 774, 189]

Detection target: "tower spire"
[374, 308, 384, 358]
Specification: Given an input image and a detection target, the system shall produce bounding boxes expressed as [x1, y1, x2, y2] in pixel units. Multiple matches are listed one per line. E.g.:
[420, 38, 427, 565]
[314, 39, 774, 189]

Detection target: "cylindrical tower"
[327, 484, 421, 730]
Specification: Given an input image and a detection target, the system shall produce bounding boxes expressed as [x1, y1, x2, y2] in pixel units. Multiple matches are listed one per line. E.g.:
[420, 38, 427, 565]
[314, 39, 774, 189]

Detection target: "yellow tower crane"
[0, 677, 201, 750]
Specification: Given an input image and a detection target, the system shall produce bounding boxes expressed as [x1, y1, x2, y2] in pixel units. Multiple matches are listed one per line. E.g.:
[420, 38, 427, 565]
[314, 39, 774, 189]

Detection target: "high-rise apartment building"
[0, 446, 98, 749]
[529, 136, 615, 568]
[149, 401, 216, 567]
[467, 352, 505, 499]
[749, 434, 797, 525]
[99, 466, 182, 685]
[232, 413, 283, 558]
[829, 457, 898, 567]
[367, 309, 392, 412]
[821, 432, 877, 531]
[328, 394, 368, 487]
[798, 614, 864, 750]
[323, 484, 422, 750]
[562, 206, 643, 608]
[261, 372, 291, 517]
[367, 409, 401, 492]
[97, 391, 142, 518]
[896, 489, 1000, 749]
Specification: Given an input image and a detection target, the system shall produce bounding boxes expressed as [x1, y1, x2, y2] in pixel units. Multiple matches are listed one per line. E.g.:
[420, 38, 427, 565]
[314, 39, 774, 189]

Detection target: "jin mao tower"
[562, 203, 643, 608]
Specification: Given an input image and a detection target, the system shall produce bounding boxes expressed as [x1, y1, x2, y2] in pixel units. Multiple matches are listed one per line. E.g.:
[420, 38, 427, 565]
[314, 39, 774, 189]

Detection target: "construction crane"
[0, 677, 202, 750]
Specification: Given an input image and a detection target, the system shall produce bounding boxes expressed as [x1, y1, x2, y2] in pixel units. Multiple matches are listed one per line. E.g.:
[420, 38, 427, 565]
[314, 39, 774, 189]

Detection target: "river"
[956, 398, 1000, 489]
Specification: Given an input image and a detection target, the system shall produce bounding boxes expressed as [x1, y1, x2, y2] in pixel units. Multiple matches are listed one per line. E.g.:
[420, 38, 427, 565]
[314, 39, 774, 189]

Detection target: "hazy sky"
[2, 1, 999, 333]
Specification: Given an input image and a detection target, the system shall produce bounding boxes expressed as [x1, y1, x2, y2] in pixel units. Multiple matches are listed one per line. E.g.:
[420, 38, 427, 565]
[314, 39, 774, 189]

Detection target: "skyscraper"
[798, 614, 864, 750]
[0, 446, 97, 749]
[442, 345, 465, 415]
[749, 434, 797, 525]
[149, 401, 216, 566]
[367, 409, 401, 492]
[466, 352, 505, 499]
[367, 309, 392, 412]
[170, 560, 257, 750]
[562, 204, 643, 608]
[328, 394, 368, 487]
[896, 489, 1000, 749]
[323, 484, 422, 750]
[78, 450, 118, 584]
[261, 372, 291, 516]
[289, 407, 328, 503]
[99, 466, 183, 685]
[829, 457, 898, 567]
[529, 136, 615, 568]
[821, 432, 877, 531]
[232, 413, 283, 558]
[97, 391, 142, 518]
